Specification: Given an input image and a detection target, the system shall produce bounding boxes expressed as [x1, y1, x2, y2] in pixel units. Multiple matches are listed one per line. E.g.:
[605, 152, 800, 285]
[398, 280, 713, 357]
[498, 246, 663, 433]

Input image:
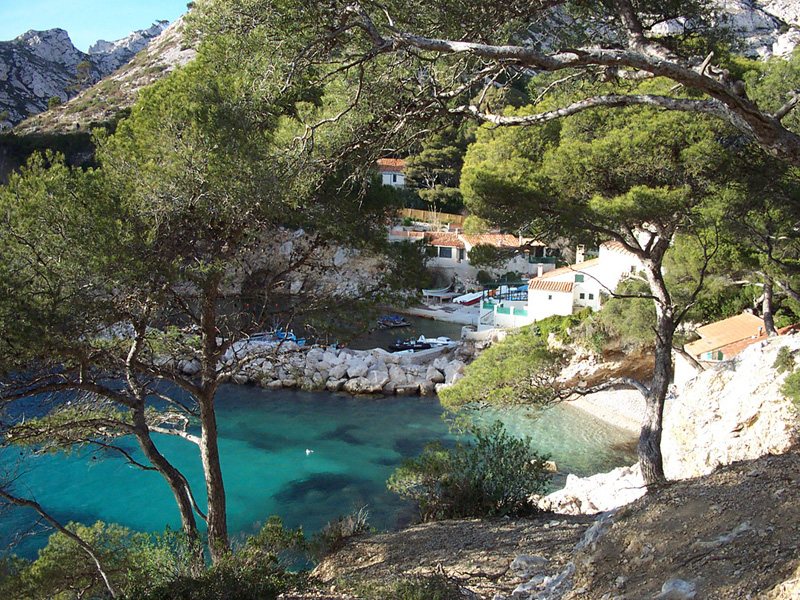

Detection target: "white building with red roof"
[479, 241, 643, 330]
[377, 158, 406, 188]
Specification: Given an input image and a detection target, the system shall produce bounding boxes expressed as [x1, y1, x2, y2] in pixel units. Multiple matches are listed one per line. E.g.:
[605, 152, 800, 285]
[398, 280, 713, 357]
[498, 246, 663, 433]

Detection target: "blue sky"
[0, 1, 190, 52]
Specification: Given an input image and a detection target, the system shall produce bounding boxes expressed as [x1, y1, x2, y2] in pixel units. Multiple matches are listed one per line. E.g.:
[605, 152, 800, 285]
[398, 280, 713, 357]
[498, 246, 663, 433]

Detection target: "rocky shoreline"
[174, 338, 474, 396]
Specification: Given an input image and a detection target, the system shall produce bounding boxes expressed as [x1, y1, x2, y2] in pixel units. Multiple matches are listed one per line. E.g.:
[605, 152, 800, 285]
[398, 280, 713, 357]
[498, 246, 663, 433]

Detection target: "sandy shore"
[566, 389, 644, 433]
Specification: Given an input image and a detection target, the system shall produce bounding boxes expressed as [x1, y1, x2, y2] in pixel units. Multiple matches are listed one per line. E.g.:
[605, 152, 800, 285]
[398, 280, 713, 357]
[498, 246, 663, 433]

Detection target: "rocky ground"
[283, 446, 800, 600]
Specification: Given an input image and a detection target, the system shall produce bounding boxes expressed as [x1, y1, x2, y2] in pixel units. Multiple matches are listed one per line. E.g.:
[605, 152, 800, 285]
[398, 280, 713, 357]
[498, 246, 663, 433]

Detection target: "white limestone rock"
[366, 367, 390, 390]
[444, 360, 466, 384]
[538, 464, 646, 515]
[426, 366, 445, 384]
[346, 359, 369, 379]
[663, 335, 799, 480]
[389, 365, 409, 386]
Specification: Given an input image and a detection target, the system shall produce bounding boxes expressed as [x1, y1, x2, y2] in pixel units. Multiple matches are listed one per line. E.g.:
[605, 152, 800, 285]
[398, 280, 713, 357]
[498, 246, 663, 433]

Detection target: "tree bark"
[638, 254, 675, 485]
[199, 284, 230, 563]
[762, 275, 777, 336]
[130, 406, 204, 570]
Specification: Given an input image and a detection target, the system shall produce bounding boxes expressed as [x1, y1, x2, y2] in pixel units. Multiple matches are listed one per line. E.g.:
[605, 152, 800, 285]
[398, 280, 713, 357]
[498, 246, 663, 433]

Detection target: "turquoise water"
[1, 386, 636, 559]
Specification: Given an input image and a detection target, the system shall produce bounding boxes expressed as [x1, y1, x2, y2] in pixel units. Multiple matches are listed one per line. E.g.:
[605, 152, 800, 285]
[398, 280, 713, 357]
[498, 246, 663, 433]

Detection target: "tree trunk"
[131, 407, 204, 570]
[639, 257, 675, 485]
[199, 388, 229, 562]
[199, 284, 230, 563]
[762, 275, 777, 336]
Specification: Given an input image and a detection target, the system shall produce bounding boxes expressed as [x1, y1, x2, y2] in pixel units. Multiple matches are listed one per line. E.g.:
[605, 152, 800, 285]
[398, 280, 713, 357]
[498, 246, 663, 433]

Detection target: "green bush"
[476, 269, 492, 285]
[439, 327, 564, 409]
[127, 517, 307, 600]
[388, 421, 551, 521]
[309, 507, 370, 560]
[391, 574, 464, 600]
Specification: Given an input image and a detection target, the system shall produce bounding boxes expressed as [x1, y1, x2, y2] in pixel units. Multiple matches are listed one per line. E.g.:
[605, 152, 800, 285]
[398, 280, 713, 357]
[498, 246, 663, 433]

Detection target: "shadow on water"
[274, 473, 370, 504]
[609, 437, 639, 456]
[320, 424, 366, 446]
[393, 435, 458, 458]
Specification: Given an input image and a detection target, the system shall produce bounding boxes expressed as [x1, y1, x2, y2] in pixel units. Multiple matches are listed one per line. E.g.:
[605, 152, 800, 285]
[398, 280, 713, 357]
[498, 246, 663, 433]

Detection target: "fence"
[399, 208, 466, 226]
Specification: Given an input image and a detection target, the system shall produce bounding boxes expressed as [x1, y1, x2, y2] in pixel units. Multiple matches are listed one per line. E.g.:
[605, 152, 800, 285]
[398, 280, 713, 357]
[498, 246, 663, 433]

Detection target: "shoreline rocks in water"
[178, 339, 473, 396]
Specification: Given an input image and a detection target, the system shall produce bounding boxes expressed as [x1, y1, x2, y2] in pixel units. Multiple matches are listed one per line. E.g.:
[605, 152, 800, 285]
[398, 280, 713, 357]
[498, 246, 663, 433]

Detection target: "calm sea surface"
[1, 383, 637, 559]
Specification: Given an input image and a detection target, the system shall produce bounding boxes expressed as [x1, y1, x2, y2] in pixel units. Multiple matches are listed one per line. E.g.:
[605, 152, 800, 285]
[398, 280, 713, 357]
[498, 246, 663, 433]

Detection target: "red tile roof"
[463, 234, 540, 248]
[684, 313, 765, 358]
[600, 240, 640, 259]
[377, 158, 404, 172]
[424, 232, 466, 248]
[529, 280, 574, 293]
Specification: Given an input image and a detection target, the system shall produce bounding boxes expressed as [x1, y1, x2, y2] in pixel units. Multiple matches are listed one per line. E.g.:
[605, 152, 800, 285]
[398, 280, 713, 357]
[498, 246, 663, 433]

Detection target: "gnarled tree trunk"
[638, 251, 676, 485]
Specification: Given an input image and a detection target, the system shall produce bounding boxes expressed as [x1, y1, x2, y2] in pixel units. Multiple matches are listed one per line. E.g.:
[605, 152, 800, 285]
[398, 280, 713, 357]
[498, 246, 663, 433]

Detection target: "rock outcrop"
[662, 333, 799, 479]
[0, 23, 168, 126]
[540, 334, 799, 516]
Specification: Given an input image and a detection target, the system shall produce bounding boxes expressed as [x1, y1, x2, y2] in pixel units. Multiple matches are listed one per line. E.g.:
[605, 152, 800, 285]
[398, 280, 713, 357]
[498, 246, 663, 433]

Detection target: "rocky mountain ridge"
[5, 1, 800, 136]
[0, 22, 170, 128]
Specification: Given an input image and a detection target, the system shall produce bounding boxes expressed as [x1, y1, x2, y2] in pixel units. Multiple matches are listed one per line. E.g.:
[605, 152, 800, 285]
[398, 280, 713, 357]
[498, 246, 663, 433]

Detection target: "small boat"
[250, 329, 306, 346]
[275, 329, 306, 346]
[453, 291, 482, 305]
[416, 335, 454, 346]
[377, 314, 411, 328]
[389, 338, 432, 352]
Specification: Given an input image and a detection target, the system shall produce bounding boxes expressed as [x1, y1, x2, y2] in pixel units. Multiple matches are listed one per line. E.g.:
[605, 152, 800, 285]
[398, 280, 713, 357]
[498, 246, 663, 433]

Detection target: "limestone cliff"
[663, 333, 799, 479]
[0, 23, 168, 128]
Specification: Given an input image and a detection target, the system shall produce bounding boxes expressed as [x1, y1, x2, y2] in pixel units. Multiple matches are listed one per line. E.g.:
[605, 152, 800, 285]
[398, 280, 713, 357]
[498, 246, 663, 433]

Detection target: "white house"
[478, 241, 643, 331]
[424, 232, 558, 283]
[377, 158, 406, 188]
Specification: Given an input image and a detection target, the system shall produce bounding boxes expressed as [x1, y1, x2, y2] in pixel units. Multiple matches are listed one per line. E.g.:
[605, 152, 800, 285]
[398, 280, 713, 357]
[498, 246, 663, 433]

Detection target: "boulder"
[366, 368, 390, 390]
[425, 366, 445, 384]
[388, 365, 408, 386]
[396, 384, 420, 396]
[419, 379, 437, 395]
[179, 358, 201, 376]
[444, 360, 466, 384]
[326, 379, 345, 393]
[306, 347, 325, 363]
[346, 359, 369, 379]
[343, 377, 377, 394]
[329, 364, 349, 381]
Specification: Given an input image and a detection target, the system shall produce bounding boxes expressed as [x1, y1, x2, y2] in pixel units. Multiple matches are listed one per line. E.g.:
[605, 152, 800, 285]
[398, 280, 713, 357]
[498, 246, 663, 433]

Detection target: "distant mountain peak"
[0, 19, 182, 128]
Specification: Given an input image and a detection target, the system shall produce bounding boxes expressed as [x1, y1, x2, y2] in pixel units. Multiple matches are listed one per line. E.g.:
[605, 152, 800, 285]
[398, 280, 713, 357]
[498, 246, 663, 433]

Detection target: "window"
[548, 295, 553, 300]
[438, 247, 452, 259]
[392, 174, 398, 183]
[458, 248, 466, 261]
[575, 274, 584, 282]
[579, 293, 585, 300]
[588, 293, 594, 300]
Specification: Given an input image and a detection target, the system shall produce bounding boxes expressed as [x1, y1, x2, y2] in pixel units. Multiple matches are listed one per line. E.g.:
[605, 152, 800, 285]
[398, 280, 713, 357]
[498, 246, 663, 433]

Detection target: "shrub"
[391, 574, 464, 600]
[388, 421, 551, 521]
[438, 327, 564, 409]
[476, 269, 492, 285]
[127, 517, 307, 600]
[309, 507, 370, 560]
